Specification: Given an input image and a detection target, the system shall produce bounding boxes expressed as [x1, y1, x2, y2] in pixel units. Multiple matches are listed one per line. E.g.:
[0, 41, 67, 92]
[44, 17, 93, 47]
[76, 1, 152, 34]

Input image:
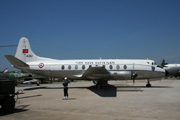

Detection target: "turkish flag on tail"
[23, 49, 28, 53]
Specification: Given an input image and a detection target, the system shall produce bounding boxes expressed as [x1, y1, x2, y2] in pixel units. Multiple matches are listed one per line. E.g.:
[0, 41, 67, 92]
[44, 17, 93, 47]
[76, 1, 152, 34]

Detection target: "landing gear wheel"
[2, 96, 15, 113]
[146, 79, 151, 87]
[96, 83, 102, 90]
[146, 83, 151, 87]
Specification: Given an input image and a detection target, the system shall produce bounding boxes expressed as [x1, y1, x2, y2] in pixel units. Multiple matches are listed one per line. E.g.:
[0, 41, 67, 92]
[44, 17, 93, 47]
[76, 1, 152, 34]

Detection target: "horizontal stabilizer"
[5, 55, 29, 69]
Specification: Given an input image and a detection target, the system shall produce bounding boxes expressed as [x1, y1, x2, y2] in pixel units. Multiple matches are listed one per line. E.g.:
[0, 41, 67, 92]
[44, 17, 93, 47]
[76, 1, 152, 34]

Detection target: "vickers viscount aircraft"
[5, 37, 165, 88]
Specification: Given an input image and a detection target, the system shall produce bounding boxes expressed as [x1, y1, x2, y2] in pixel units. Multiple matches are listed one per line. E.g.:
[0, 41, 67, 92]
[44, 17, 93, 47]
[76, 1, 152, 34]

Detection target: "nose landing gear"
[146, 79, 151, 87]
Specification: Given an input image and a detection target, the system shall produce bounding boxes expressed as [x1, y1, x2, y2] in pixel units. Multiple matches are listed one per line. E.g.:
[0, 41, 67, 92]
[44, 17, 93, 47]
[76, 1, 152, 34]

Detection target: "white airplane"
[163, 64, 180, 77]
[5, 37, 165, 88]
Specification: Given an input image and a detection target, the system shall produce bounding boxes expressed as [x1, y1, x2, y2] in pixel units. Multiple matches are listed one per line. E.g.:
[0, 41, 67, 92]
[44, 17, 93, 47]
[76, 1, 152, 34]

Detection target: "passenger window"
[109, 65, 113, 69]
[61, 65, 65, 70]
[123, 65, 127, 69]
[82, 65, 85, 70]
[75, 65, 78, 70]
[116, 65, 120, 69]
[89, 65, 92, 68]
[68, 65, 71, 70]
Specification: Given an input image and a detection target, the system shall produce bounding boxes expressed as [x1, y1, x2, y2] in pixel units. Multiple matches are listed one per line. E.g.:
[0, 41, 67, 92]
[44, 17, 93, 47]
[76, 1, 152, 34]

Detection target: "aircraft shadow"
[88, 84, 117, 97]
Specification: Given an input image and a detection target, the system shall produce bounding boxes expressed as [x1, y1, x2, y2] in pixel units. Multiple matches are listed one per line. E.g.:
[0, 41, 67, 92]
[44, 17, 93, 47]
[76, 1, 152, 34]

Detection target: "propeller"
[164, 70, 169, 79]
[161, 59, 168, 68]
[132, 73, 138, 85]
[161, 59, 170, 78]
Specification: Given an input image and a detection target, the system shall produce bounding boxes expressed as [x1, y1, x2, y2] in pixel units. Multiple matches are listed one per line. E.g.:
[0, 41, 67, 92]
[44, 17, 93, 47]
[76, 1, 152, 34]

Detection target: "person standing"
[62, 77, 70, 100]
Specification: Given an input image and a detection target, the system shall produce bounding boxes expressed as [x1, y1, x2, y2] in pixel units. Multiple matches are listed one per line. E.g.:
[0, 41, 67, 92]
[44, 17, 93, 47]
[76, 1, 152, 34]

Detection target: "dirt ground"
[1, 79, 180, 120]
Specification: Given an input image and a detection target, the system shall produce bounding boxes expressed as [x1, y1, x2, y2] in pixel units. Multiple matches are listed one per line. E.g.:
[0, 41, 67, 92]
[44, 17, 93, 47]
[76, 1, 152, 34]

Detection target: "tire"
[146, 84, 151, 87]
[2, 96, 15, 113]
[96, 83, 102, 89]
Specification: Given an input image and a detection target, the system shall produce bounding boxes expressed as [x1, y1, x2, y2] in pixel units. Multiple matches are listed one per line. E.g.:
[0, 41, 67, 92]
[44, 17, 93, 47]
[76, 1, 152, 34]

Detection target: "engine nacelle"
[109, 71, 132, 80]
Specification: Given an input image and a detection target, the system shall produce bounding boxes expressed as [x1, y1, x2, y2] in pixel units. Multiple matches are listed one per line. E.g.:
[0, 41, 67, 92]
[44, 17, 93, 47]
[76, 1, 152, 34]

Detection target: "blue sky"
[0, 0, 180, 71]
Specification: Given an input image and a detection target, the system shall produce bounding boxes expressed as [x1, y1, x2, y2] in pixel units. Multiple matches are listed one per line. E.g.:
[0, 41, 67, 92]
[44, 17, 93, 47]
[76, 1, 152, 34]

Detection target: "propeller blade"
[132, 73, 138, 85]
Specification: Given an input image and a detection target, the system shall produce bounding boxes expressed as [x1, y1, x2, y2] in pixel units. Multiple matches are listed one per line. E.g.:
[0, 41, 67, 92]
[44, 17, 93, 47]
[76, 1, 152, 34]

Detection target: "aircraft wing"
[82, 66, 110, 80]
[5, 55, 29, 69]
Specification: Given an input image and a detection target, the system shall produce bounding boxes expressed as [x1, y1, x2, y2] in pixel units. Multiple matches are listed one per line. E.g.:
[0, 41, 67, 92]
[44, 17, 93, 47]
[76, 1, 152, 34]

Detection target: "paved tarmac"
[1, 78, 180, 120]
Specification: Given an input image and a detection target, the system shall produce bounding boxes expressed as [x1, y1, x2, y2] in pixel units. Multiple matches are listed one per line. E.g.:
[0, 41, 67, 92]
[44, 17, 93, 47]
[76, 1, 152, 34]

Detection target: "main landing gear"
[146, 79, 151, 87]
[96, 83, 102, 89]
[93, 80, 108, 89]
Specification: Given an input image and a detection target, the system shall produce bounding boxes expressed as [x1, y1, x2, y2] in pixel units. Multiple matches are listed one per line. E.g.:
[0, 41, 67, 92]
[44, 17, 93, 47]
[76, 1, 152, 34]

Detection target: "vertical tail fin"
[15, 37, 40, 63]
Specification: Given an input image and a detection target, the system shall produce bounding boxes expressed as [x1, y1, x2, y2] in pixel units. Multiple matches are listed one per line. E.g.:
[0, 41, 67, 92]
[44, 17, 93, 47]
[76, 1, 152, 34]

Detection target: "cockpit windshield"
[152, 62, 157, 65]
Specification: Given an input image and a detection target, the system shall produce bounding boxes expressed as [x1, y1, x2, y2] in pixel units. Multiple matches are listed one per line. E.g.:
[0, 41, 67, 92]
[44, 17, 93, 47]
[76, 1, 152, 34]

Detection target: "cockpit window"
[152, 62, 157, 65]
